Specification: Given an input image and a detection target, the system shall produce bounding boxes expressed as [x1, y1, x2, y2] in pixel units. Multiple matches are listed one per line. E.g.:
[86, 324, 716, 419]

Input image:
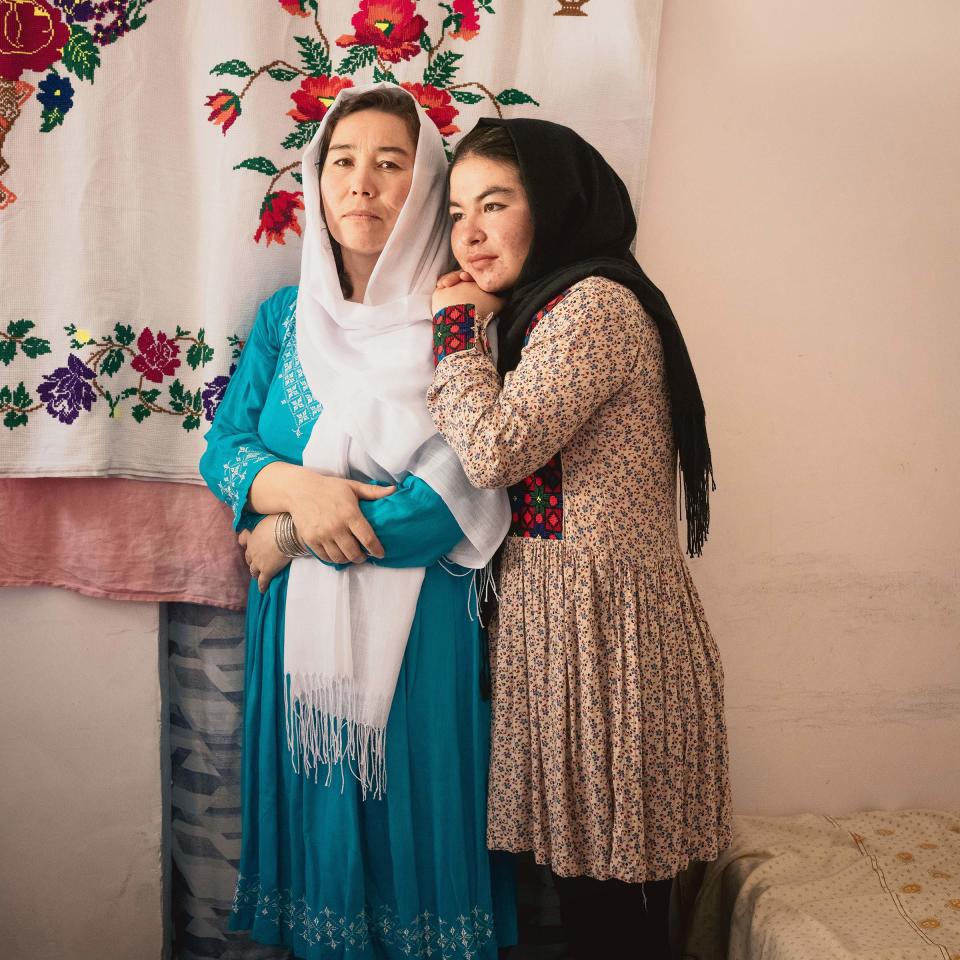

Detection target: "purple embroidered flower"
[53, 0, 96, 23]
[201, 364, 235, 422]
[38, 354, 97, 424]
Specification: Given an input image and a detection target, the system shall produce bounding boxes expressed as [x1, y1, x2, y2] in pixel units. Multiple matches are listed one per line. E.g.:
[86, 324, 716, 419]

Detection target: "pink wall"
[637, 0, 960, 813]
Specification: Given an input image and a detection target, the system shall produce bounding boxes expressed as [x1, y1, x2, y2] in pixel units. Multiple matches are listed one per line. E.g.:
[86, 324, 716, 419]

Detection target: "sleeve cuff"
[433, 303, 477, 366]
[217, 445, 279, 531]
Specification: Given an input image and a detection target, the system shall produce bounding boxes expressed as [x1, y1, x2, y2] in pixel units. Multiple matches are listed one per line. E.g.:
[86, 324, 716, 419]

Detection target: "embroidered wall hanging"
[0, 0, 663, 481]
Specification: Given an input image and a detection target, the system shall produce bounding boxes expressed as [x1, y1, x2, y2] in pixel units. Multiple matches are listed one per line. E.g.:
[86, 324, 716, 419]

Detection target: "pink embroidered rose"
[131, 328, 181, 383]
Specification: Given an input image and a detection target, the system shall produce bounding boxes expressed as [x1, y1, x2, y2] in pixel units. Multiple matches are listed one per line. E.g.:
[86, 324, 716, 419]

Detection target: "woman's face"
[448, 155, 534, 294]
[320, 109, 417, 261]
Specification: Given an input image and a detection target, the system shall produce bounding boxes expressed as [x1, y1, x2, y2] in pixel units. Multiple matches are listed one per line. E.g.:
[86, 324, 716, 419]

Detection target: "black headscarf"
[473, 117, 714, 557]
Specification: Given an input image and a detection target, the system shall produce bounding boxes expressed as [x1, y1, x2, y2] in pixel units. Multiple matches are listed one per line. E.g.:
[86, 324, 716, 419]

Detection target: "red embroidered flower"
[0, 0, 71, 81]
[450, 0, 480, 40]
[131, 329, 181, 384]
[204, 90, 241, 135]
[254, 191, 305, 246]
[336, 0, 428, 64]
[287, 75, 354, 123]
[277, 0, 310, 16]
[401, 82, 459, 137]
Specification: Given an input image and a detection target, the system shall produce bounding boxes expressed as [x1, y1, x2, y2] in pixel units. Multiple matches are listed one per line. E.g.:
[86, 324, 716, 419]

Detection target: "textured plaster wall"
[0, 588, 165, 960]
[637, 0, 960, 813]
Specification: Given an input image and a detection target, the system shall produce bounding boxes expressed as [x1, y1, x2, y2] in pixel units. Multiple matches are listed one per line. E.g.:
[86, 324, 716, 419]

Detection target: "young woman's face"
[448, 155, 534, 294]
[320, 109, 417, 260]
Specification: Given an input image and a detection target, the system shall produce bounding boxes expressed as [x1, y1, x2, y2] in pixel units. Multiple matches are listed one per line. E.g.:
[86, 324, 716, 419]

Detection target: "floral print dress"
[428, 276, 732, 884]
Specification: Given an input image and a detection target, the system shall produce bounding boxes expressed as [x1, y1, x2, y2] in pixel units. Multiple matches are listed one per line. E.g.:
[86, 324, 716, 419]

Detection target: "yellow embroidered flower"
[919, 842, 938, 849]
[948, 899, 960, 910]
[877, 828, 895, 836]
[919, 918, 941, 929]
[932, 870, 953, 880]
[896, 852, 915, 862]
[902, 884, 922, 893]
[110, 405, 123, 419]
[75, 329, 92, 345]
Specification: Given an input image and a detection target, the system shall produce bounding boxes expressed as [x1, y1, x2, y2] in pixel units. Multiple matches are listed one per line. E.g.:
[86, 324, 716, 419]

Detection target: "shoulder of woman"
[260, 284, 299, 316]
[538, 275, 647, 334]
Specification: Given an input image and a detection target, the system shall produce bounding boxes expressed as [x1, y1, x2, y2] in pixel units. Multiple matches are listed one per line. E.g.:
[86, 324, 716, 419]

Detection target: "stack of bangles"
[274, 511, 310, 558]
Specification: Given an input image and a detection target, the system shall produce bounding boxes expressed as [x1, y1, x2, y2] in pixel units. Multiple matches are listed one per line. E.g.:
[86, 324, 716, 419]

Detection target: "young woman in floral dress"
[428, 119, 732, 958]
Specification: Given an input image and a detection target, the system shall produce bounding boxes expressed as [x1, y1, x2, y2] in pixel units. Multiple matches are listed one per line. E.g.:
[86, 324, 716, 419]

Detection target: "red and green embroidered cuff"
[432, 303, 477, 366]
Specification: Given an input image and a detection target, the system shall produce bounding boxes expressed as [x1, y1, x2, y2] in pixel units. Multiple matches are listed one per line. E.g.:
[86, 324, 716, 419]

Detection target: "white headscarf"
[283, 84, 509, 798]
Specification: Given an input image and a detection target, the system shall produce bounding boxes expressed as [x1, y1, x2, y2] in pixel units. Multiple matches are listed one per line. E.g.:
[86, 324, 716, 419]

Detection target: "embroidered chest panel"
[506, 290, 573, 540]
[278, 299, 322, 436]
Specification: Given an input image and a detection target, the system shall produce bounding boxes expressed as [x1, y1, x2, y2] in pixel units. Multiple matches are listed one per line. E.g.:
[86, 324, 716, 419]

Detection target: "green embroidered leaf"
[61, 25, 100, 83]
[295, 35, 332, 77]
[131, 404, 152, 423]
[140, 389, 160, 404]
[422, 52, 462, 88]
[6, 319, 33, 338]
[0, 341, 16, 365]
[3, 410, 27, 429]
[175, 325, 189, 338]
[100, 349, 126, 377]
[11, 382, 32, 408]
[113, 322, 135, 346]
[337, 45, 377, 76]
[419, 30, 433, 53]
[186, 342, 215, 370]
[0, 385, 10, 404]
[495, 88, 539, 106]
[169, 379, 186, 405]
[182, 388, 195, 410]
[478, 0, 495, 12]
[40, 108, 64, 133]
[64, 323, 77, 336]
[282, 122, 320, 151]
[374, 65, 398, 83]
[183, 415, 202, 432]
[234, 156, 280, 176]
[268, 66, 300, 82]
[291, 170, 303, 184]
[210, 59, 255, 78]
[20, 337, 52, 359]
[450, 89, 483, 104]
[128, 0, 149, 30]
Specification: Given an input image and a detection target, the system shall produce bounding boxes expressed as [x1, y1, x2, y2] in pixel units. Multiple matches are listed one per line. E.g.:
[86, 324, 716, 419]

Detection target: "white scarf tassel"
[284, 672, 391, 800]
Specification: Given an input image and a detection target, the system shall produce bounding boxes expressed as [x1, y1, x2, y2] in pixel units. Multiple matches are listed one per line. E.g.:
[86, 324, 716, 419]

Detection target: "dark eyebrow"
[328, 143, 412, 156]
[449, 185, 516, 208]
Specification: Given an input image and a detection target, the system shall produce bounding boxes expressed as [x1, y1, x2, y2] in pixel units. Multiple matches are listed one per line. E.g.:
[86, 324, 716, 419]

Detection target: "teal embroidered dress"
[199, 286, 516, 959]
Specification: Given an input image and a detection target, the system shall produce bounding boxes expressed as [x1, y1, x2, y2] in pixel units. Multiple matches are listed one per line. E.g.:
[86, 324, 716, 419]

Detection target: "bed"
[682, 809, 960, 960]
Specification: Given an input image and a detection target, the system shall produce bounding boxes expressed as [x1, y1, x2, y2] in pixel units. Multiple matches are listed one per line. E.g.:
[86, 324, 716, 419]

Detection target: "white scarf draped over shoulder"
[283, 83, 510, 799]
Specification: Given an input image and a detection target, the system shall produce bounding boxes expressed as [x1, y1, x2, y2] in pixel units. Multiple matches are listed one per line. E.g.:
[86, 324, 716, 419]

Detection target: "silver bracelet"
[274, 512, 309, 559]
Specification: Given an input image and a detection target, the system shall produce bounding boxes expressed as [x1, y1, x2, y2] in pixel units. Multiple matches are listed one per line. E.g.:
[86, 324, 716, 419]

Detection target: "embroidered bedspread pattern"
[684, 810, 960, 960]
[0, 0, 663, 481]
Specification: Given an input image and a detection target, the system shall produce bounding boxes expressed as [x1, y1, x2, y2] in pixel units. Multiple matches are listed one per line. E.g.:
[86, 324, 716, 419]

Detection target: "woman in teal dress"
[199, 85, 516, 959]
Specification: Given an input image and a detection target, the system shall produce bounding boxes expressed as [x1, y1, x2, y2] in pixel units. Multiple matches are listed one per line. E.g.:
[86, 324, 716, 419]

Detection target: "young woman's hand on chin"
[432, 270, 505, 318]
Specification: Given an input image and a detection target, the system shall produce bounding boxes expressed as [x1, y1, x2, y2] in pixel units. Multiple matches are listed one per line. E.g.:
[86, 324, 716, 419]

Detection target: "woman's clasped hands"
[240, 466, 396, 593]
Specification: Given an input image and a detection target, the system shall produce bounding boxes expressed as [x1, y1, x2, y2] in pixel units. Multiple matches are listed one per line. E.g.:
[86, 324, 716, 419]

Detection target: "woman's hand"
[288, 474, 395, 564]
[435, 268, 475, 289]
[239, 517, 291, 594]
[432, 277, 505, 319]
[248, 463, 396, 564]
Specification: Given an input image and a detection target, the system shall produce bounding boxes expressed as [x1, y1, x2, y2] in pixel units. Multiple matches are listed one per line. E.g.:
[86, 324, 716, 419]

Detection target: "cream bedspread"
[683, 810, 960, 960]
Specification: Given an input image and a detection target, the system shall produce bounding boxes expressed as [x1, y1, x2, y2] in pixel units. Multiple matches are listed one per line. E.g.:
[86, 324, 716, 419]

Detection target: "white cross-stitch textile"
[0, 0, 663, 480]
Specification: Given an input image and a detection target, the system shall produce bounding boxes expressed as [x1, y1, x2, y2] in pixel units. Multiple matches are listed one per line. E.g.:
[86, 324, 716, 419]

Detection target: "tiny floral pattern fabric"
[428, 277, 732, 883]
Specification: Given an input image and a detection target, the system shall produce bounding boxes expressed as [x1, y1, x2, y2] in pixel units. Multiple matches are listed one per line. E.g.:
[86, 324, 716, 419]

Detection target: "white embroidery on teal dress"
[278, 298, 323, 437]
[219, 445, 271, 518]
[233, 874, 495, 958]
